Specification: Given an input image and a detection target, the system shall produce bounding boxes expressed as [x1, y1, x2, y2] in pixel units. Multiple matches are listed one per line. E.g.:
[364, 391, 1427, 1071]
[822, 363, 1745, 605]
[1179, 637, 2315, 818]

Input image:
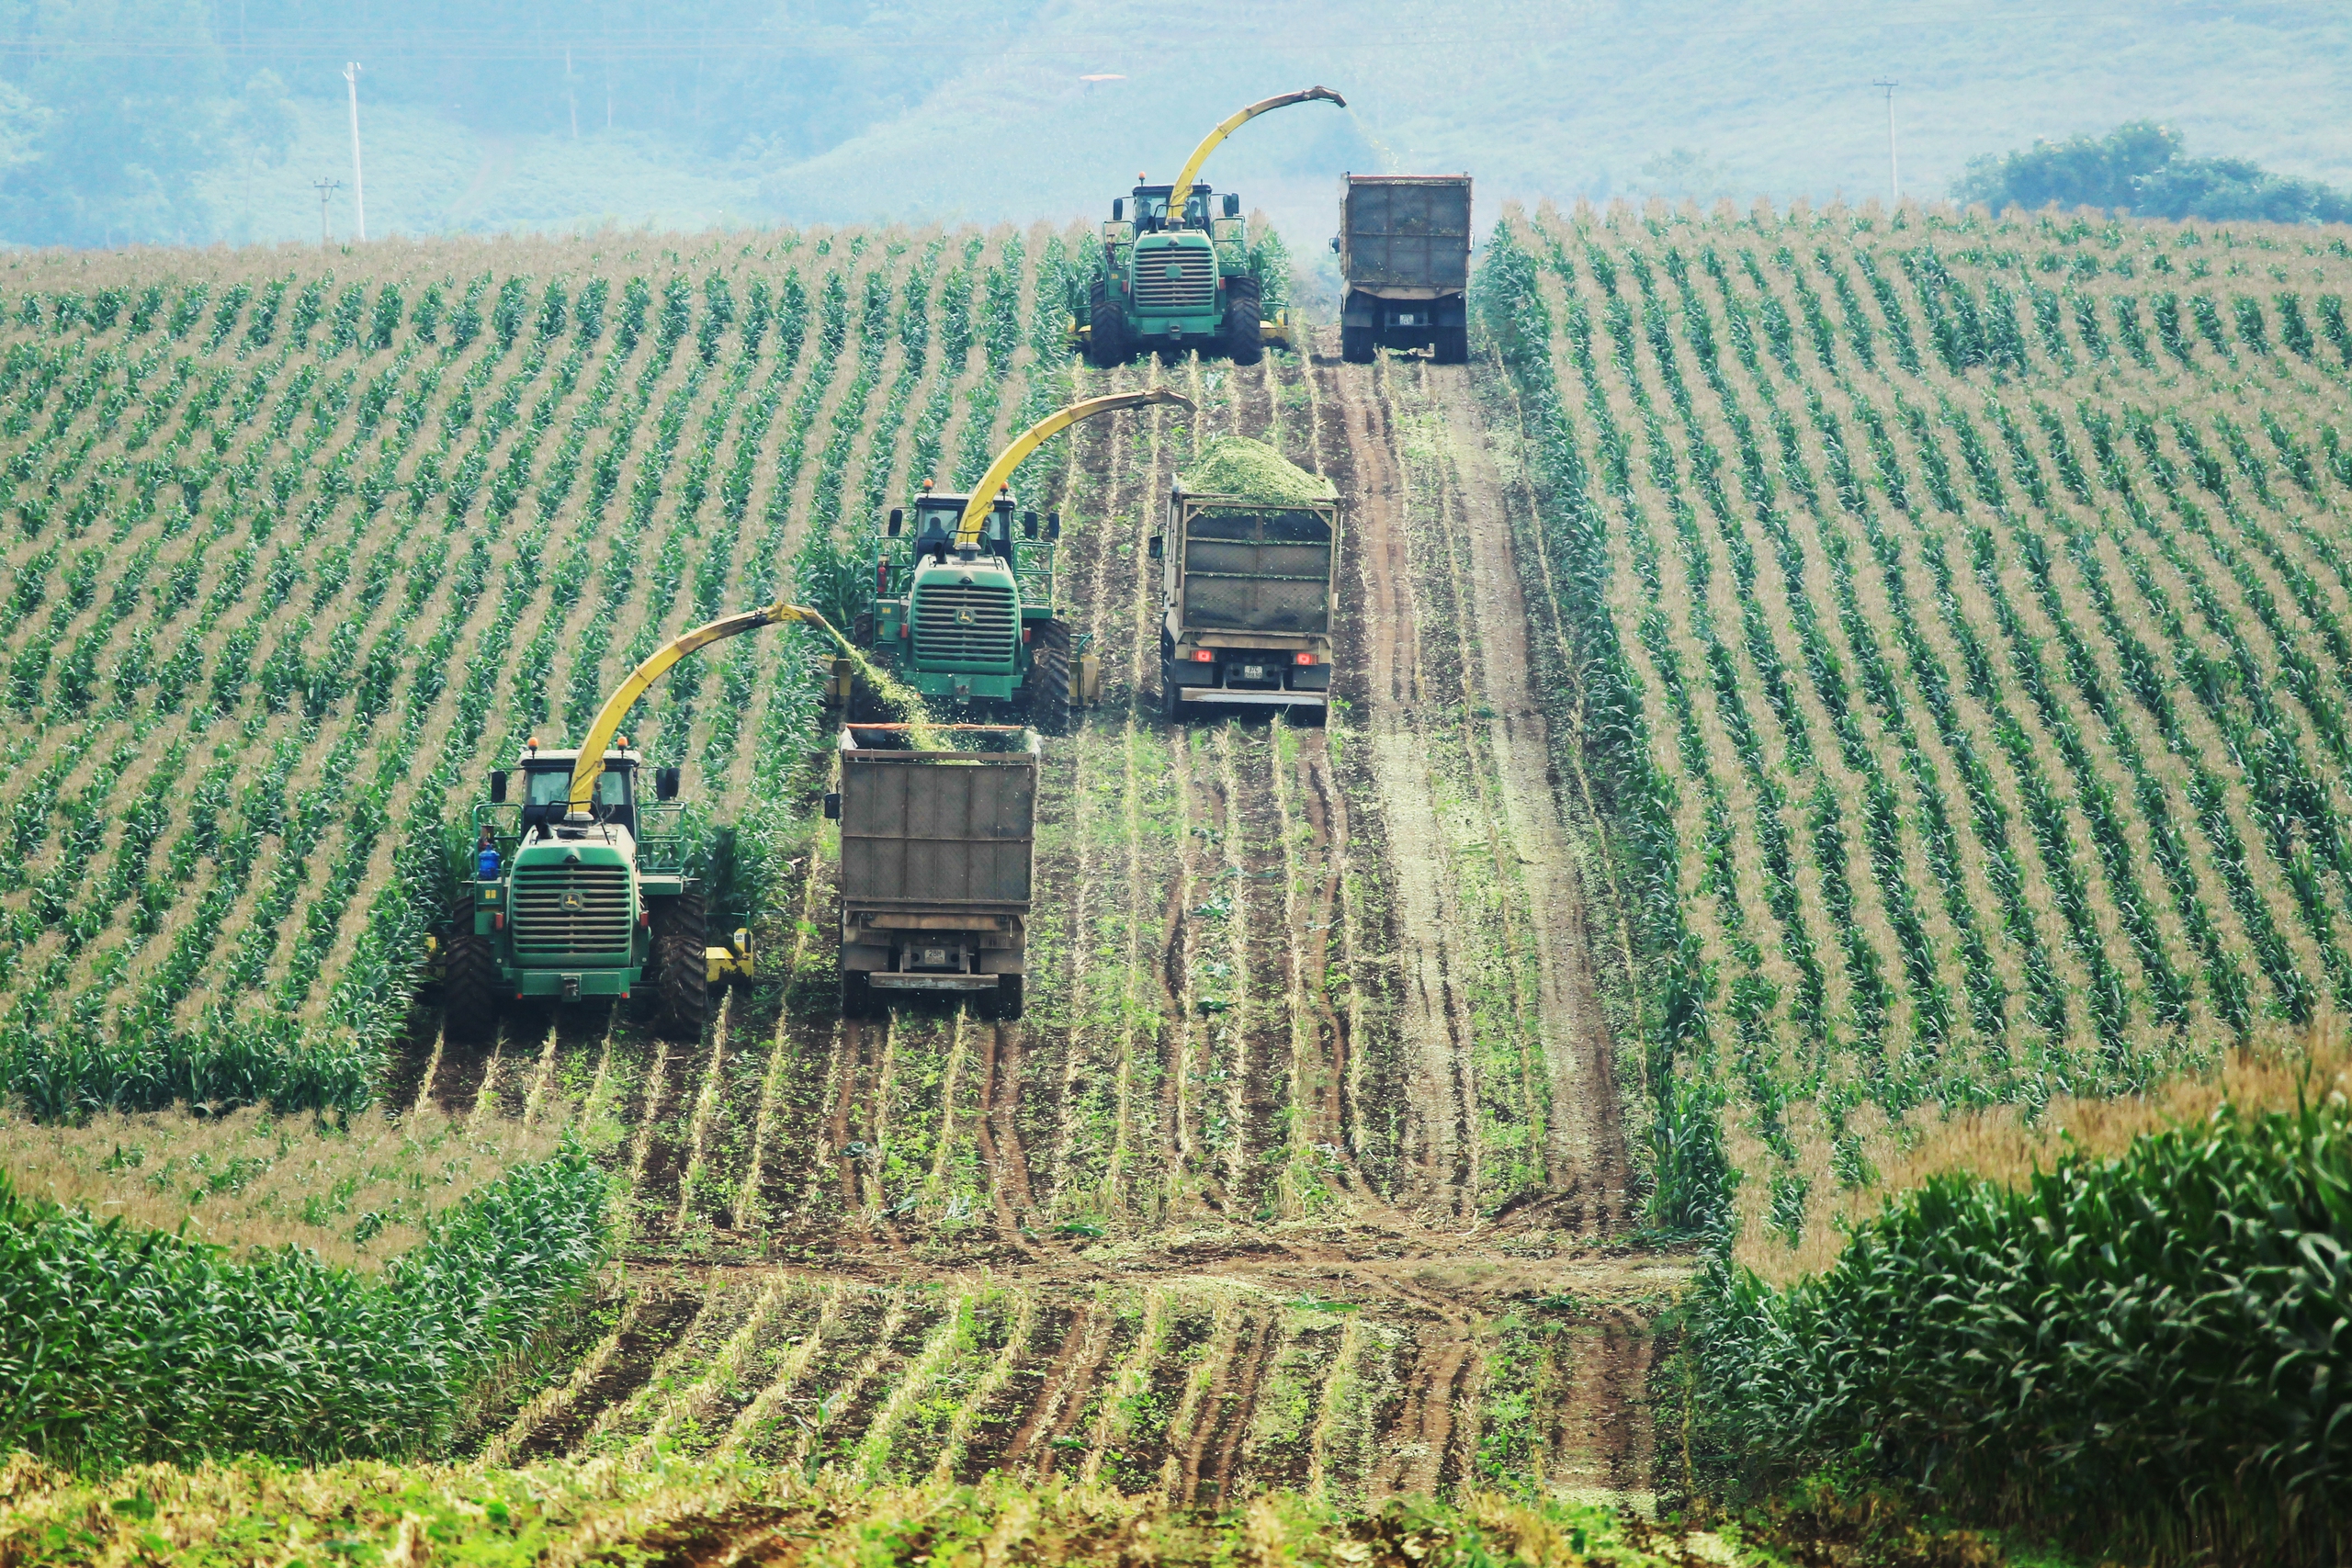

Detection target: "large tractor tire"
[651, 890, 709, 1037]
[443, 894, 499, 1045]
[1224, 276, 1264, 367]
[1340, 325, 1374, 364]
[1087, 279, 1129, 369]
[1433, 322, 1470, 365]
[1030, 618, 1076, 735]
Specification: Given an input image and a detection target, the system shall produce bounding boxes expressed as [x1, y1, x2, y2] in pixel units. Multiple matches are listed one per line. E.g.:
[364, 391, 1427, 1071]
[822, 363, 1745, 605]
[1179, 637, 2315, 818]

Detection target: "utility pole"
[313, 177, 343, 244]
[566, 47, 579, 140]
[1873, 79, 1899, 208]
[344, 62, 366, 242]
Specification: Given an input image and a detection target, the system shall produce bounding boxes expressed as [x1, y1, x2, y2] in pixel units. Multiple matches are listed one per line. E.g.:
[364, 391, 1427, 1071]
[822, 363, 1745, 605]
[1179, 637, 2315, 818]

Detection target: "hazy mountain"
[10, 0, 2352, 249]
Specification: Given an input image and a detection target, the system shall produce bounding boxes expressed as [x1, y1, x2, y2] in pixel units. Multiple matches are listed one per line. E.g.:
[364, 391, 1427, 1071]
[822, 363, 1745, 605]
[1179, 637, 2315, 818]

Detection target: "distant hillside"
[24, 0, 2352, 249]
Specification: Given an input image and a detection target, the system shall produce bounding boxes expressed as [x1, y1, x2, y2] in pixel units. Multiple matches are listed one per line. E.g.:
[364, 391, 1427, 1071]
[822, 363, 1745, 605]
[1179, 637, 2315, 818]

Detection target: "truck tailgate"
[1342, 175, 1472, 292]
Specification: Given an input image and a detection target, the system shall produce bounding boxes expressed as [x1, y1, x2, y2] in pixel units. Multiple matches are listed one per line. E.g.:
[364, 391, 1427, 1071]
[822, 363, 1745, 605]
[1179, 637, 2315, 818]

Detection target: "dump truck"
[1151, 438, 1340, 722]
[443, 600, 833, 1043]
[1073, 87, 1345, 367]
[828, 723, 1039, 1021]
[1335, 174, 1473, 364]
[857, 391, 1186, 721]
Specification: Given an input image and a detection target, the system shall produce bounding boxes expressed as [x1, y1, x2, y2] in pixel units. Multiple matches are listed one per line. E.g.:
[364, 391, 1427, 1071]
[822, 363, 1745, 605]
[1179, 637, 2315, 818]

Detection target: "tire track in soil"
[1437, 363, 1633, 1231]
[1194, 1305, 1282, 1507]
[976, 1021, 1042, 1248]
[1326, 349, 1476, 1223]
[513, 1290, 703, 1461]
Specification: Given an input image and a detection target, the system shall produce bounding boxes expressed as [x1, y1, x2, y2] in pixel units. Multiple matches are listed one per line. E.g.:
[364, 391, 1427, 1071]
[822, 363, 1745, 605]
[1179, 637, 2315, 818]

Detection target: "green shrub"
[1697, 1094, 2352, 1564]
[0, 1142, 609, 1472]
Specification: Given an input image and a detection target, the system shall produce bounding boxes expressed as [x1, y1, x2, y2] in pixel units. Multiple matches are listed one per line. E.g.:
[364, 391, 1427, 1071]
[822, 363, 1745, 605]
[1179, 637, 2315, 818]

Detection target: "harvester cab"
[1071, 86, 1342, 368]
[871, 486, 1067, 716]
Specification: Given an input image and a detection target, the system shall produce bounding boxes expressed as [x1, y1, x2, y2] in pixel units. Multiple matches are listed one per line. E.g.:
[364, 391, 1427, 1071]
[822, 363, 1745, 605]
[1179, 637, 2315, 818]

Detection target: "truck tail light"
[1295, 652, 1317, 665]
[1190, 649, 1214, 662]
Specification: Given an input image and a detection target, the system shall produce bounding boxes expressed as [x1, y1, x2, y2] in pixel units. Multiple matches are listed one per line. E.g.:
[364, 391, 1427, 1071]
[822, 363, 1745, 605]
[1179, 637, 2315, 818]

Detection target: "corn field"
[12, 190, 2349, 1553]
[1480, 199, 2352, 1261]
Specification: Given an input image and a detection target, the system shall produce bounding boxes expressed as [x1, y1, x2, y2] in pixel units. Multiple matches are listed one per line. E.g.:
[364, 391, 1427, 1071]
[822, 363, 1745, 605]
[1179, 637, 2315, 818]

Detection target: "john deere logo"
[560, 889, 584, 913]
[956, 605, 976, 626]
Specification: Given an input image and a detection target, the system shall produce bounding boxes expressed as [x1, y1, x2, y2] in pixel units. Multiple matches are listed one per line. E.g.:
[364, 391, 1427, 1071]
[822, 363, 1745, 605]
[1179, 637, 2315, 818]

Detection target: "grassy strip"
[1696, 1090, 2352, 1564]
[0, 1456, 1770, 1568]
[0, 1142, 609, 1472]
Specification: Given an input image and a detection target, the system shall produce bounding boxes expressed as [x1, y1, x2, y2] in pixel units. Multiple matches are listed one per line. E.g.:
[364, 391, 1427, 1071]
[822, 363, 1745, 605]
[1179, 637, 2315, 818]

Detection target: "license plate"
[1242, 664, 1265, 679]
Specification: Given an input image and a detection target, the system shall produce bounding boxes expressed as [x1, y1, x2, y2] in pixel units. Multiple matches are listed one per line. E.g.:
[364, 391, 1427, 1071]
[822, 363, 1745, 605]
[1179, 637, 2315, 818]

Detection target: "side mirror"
[822, 791, 842, 820]
[1023, 510, 1038, 539]
[1329, 235, 1340, 254]
[1148, 535, 1163, 560]
[1223, 193, 1240, 218]
[488, 771, 508, 804]
[888, 507, 902, 536]
[1112, 197, 1124, 221]
[1046, 512, 1060, 541]
[655, 765, 680, 801]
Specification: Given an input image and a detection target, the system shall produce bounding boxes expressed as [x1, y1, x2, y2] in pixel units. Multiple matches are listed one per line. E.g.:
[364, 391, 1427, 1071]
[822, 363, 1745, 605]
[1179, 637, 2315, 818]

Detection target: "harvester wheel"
[652, 891, 709, 1036]
[1087, 281, 1128, 369]
[1224, 276, 1263, 367]
[443, 895, 498, 1045]
[1340, 325, 1374, 364]
[980, 975, 1024, 1022]
[1434, 322, 1470, 365]
[1030, 619, 1075, 734]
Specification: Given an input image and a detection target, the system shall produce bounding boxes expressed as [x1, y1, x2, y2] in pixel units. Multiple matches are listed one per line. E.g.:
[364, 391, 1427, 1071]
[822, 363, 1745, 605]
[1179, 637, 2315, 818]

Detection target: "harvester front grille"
[511, 863, 632, 958]
[912, 581, 1018, 667]
[1133, 247, 1217, 313]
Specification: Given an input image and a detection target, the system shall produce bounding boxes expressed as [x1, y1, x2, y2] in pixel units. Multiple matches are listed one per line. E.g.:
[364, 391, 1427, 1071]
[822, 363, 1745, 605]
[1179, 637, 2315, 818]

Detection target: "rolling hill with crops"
[3, 194, 2352, 1564]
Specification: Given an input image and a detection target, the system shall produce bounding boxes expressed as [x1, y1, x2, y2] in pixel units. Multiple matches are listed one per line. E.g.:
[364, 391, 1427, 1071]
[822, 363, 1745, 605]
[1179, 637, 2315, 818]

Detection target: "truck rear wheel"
[1159, 664, 1184, 724]
[979, 975, 1024, 1022]
[1087, 279, 1128, 369]
[1434, 322, 1470, 364]
[1340, 325, 1374, 364]
[652, 891, 709, 1037]
[841, 971, 878, 1021]
[444, 894, 499, 1045]
[1224, 276, 1263, 367]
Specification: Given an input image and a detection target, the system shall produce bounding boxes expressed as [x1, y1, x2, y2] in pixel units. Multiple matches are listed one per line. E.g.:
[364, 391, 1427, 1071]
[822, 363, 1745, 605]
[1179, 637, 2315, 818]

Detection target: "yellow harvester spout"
[1165, 86, 1346, 227]
[566, 602, 835, 819]
[956, 389, 1194, 549]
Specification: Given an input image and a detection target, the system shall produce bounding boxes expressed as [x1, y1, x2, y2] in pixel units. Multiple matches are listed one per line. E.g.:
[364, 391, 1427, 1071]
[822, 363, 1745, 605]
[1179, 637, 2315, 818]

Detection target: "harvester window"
[524, 770, 629, 807]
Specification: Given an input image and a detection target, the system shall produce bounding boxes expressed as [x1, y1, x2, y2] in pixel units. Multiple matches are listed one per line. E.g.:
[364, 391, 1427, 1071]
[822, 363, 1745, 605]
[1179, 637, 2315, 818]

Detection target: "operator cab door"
[521, 763, 634, 837]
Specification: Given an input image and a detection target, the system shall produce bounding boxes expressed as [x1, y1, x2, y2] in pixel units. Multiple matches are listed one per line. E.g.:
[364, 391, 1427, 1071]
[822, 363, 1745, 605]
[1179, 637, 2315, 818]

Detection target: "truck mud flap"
[870, 974, 1003, 992]
[1179, 689, 1327, 708]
